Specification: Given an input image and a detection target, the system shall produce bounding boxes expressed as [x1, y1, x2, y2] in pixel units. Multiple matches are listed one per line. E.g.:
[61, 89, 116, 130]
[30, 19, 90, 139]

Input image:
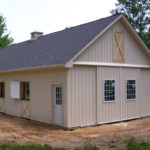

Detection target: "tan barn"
[0, 14, 149, 128]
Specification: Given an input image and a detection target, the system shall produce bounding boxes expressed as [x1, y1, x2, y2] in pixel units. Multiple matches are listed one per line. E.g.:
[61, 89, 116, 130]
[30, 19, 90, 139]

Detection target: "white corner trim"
[73, 61, 150, 68]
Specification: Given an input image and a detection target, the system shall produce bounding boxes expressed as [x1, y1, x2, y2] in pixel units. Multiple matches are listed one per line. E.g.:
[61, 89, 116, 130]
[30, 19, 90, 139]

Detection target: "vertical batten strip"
[96, 67, 99, 124]
[120, 67, 122, 121]
[139, 69, 141, 118]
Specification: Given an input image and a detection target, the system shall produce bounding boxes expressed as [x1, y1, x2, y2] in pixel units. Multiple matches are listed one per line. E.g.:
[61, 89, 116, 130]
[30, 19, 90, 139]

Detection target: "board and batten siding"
[97, 67, 121, 124]
[67, 66, 143, 127]
[67, 66, 97, 127]
[141, 69, 150, 117]
[121, 68, 140, 120]
[97, 67, 141, 123]
[75, 20, 150, 66]
[0, 68, 68, 127]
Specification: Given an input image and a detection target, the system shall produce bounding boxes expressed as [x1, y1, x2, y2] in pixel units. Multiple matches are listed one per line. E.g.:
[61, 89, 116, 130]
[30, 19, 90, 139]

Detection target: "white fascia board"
[74, 61, 150, 68]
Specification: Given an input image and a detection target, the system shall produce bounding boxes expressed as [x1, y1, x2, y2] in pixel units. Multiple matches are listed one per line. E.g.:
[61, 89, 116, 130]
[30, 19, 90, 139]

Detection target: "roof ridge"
[0, 14, 122, 49]
[39, 13, 122, 39]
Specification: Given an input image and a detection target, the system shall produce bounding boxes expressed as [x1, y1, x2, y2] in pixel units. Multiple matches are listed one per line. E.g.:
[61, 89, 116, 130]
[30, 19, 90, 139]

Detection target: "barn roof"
[0, 14, 123, 71]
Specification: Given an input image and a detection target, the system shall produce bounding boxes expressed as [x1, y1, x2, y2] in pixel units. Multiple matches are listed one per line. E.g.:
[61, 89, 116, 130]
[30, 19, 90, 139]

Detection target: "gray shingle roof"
[0, 14, 121, 71]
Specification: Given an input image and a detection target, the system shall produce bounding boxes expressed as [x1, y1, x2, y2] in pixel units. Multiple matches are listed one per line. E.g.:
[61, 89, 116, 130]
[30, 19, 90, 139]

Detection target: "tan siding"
[141, 69, 150, 117]
[75, 21, 150, 65]
[0, 99, 5, 112]
[75, 27, 113, 63]
[0, 68, 67, 127]
[121, 68, 140, 120]
[67, 66, 96, 127]
[97, 67, 120, 123]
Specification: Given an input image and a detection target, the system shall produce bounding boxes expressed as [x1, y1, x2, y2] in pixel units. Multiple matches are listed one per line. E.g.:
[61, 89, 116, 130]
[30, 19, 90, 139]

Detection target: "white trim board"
[74, 61, 150, 68]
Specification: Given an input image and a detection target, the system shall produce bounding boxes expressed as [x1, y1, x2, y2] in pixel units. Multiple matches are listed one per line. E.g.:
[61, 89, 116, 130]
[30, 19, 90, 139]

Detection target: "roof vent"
[31, 31, 43, 40]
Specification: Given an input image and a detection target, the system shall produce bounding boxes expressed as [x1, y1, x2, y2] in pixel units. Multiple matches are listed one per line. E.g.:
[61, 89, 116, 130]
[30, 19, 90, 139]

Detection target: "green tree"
[111, 0, 150, 49]
[0, 15, 13, 48]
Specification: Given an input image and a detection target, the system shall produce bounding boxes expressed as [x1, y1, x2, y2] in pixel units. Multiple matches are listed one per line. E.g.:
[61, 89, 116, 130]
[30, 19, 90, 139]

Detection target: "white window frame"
[126, 79, 136, 101]
[103, 79, 116, 103]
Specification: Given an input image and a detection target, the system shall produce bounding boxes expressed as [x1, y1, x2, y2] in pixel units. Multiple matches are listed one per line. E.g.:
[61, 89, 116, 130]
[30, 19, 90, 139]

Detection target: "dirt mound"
[0, 114, 150, 149]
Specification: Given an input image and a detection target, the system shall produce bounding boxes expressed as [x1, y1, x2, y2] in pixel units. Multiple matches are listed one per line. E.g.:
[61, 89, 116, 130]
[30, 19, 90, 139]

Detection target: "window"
[21, 82, 30, 100]
[55, 87, 62, 105]
[10, 81, 20, 99]
[0, 82, 5, 98]
[126, 80, 136, 100]
[104, 80, 115, 102]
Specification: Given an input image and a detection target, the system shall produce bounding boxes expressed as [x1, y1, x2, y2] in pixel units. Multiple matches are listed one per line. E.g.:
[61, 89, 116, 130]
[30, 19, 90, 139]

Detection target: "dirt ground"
[0, 114, 150, 149]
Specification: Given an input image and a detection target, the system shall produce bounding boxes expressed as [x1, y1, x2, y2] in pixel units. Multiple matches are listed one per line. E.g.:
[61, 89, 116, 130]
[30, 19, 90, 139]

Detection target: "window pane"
[126, 80, 136, 100]
[56, 87, 62, 105]
[104, 80, 115, 102]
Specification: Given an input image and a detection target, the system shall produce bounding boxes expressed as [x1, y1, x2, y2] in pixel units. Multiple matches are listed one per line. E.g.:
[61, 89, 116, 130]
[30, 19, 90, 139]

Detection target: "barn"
[0, 14, 149, 128]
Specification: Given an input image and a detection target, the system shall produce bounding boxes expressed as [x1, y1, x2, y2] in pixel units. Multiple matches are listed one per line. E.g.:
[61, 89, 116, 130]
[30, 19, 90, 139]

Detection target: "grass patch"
[0, 141, 98, 150]
[1, 138, 150, 150]
[123, 137, 150, 150]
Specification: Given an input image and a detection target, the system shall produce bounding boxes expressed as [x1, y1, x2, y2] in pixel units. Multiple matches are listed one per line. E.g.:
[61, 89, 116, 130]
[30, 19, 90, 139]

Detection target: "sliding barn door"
[97, 67, 121, 124]
[121, 68, 140, 120]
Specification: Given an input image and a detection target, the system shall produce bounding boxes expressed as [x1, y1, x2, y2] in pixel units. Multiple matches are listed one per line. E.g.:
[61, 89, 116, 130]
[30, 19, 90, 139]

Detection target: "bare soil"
[0, 113, 150, 149]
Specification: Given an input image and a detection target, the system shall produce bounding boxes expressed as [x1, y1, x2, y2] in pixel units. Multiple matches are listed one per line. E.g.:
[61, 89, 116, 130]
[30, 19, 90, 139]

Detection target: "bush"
[123, 137, 150, 150]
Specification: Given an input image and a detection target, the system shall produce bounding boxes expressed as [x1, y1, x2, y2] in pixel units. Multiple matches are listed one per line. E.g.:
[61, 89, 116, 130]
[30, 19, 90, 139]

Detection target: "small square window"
[104, 80, 115, 102]
[126, 80, 136, 100]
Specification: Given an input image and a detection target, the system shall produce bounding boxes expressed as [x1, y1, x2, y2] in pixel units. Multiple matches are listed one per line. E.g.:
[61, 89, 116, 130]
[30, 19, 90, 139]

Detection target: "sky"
[0, 0, 117, 43]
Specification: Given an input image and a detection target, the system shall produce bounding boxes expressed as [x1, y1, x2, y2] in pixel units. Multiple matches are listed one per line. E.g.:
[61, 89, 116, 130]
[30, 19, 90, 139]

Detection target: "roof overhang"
[0, 64, 65, 74]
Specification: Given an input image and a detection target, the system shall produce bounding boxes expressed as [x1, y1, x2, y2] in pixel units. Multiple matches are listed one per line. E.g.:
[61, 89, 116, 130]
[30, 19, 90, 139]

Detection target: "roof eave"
[0, 64, 66, 74]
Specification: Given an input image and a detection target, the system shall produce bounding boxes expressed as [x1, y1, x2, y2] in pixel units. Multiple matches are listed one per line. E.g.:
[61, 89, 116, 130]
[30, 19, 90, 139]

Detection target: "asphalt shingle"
[0, 14, 121, 71]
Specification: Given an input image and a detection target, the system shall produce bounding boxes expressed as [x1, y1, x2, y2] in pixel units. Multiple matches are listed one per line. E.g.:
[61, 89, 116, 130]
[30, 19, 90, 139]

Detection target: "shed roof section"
[0, 14, 121, 71]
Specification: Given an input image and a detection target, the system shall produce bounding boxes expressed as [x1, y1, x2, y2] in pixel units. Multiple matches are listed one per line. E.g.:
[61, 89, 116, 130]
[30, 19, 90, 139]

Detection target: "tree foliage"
[111, 0, 150, 49]
[0, 15, 13, 48]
